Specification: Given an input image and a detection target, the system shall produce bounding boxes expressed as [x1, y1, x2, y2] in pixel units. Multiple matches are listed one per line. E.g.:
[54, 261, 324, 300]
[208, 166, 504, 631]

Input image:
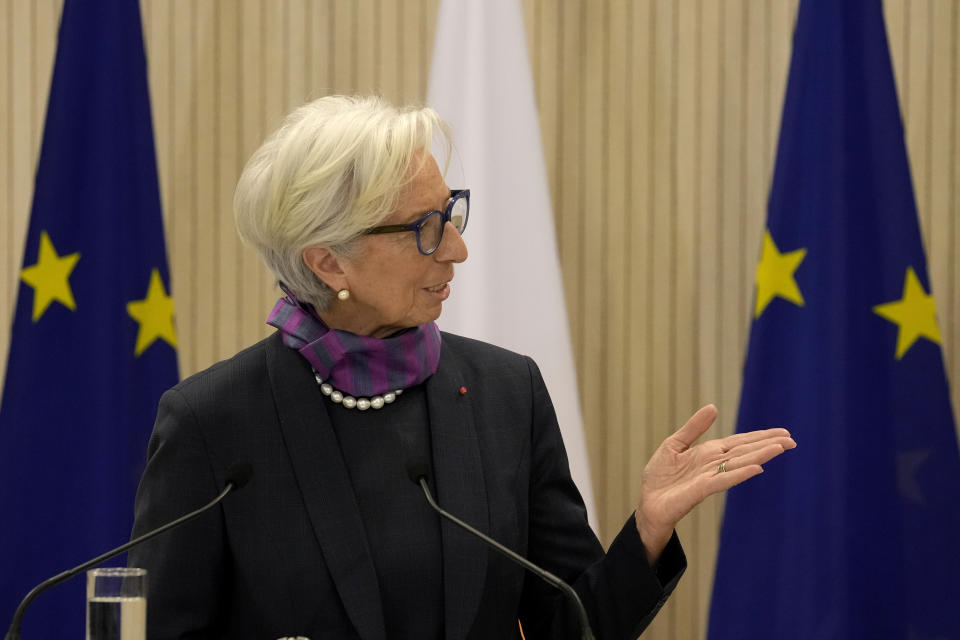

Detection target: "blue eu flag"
[708, 1, 960, 638]
[0, 0, 177, 636]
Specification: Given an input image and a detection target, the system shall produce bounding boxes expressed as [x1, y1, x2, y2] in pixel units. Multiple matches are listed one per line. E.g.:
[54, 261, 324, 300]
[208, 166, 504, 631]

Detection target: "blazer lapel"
[426, 344, 490, 640]
[265, 335, 386, 640]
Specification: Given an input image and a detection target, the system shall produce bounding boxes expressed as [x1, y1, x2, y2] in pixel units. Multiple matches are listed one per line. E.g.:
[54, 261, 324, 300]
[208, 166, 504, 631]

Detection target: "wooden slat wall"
[1, 1, 957, 638]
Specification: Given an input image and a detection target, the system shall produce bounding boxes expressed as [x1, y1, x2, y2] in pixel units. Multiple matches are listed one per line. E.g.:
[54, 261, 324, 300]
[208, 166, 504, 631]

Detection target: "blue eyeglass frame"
[363, 189, 470, 256]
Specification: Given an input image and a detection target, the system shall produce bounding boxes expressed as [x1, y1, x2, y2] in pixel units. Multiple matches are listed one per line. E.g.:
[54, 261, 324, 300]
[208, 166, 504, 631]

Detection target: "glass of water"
[86, 568, 147, 640]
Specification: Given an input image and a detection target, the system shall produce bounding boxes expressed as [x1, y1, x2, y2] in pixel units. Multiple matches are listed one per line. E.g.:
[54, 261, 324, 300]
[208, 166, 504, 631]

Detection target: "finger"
[670, 404, 719, 448]
[704, 464, 764, 495]
[720, 442, 790, 473]
[719, 427, 792, 451]
[723, 436, 796, 460]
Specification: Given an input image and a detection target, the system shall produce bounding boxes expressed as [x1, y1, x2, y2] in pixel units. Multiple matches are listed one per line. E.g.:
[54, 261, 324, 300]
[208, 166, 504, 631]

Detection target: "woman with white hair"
[130, 95, 794, 639]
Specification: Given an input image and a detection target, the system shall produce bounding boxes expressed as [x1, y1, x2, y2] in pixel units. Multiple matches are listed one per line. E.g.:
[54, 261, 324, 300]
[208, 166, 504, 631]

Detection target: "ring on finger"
[717, 460, 728, 474]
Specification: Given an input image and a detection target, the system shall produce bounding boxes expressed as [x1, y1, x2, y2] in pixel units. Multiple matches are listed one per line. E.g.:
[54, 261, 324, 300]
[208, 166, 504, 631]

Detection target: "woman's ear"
[302, 245, 347, 290]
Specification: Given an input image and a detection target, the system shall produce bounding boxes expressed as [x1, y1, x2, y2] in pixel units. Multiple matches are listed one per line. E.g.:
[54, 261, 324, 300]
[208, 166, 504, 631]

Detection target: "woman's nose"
[435, 221, 468, 263]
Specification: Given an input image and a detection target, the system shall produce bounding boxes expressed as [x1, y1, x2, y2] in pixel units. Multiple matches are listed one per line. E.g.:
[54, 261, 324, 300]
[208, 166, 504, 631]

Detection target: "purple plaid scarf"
[266, 291, 442, 398]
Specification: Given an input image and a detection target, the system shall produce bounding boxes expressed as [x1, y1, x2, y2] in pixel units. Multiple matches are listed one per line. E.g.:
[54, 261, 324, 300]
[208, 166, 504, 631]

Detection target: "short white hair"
[234, 95, 451, 310]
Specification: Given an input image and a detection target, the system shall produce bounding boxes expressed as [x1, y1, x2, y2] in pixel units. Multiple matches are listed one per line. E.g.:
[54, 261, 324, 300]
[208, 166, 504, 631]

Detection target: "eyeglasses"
[364, 189, 470, 256]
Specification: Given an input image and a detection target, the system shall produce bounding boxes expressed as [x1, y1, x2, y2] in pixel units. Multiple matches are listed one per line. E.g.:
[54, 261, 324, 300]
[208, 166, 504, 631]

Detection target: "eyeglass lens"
[449, 196, 468, 232]
[419, 213, 444, 253]
[419, 195, 468, 254]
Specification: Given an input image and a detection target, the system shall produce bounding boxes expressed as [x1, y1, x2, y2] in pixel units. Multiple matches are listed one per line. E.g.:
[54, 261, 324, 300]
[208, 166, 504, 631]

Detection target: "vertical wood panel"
[557, 0, 585, 485]
[238, 0, 265, 351]
[929, 0, 952, 369]
[625, 0, 653, 590]
[602, 0, 629, 557]
[287, 0, 308, 105]
[1, 1, 14, 379]
[719, 0, 744, 429]
[332, 0, 355, 93]
[309, 0, 329, 94]
[649, 4, 679, 637]
[580, 0, 609, 549]
[356, 0, 376, 93]
[215, 0, 242, 357]
[149, 0, 172, 245]
[625, 0, 651, 515]
[674, 1, 701, 633]
[377, 0, 401, 99]
[422, 1, 437, 103]
[193, 1, 217, 369]
[169, 0, 193, 372]
[259, 0, 288, 326]
[689, 0, 713, 632]
[695, 0, 722, 444]
[400, 2, 422, 103]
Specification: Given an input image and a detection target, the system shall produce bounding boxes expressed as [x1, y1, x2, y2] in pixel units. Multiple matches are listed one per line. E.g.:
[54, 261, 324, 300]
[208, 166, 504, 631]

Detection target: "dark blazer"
[129, 331, 684, 639]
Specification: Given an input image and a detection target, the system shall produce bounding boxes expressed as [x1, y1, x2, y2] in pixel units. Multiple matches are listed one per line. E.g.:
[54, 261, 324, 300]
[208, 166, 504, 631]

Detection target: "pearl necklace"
[313, 369, 403, 410]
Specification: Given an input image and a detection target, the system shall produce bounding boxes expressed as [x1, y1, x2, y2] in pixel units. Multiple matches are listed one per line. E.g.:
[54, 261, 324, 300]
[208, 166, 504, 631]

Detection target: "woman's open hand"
[634, 404, 796, 564]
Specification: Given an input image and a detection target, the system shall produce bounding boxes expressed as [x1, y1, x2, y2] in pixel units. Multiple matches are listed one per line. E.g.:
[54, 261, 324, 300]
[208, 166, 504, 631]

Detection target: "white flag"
[428, 0, 596, 525]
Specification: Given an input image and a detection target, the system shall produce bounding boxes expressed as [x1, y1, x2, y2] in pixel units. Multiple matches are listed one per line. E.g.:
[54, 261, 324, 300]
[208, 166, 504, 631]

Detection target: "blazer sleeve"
[128, 387, 228, 639]
[517, 357, 686, 640]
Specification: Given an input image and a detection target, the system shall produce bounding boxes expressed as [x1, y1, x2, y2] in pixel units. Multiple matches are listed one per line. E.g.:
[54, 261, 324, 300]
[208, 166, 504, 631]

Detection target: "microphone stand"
[5, 478, 242, 640]
[415, 477, 596, 640]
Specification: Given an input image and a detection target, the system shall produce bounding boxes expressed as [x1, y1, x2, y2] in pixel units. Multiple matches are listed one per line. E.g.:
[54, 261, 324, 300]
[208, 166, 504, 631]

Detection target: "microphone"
[406, 459, 595, 640]
[5, 461, 254, 640]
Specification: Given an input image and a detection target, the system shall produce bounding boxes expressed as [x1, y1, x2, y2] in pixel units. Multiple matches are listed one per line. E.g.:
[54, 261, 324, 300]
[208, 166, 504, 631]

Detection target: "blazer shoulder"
[439, 332, 546, 398]
[170, 333, 279, 400]
[440, 331, 531, 367]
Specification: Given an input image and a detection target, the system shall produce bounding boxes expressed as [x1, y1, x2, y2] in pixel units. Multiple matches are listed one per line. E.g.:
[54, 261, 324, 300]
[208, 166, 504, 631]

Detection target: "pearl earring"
[337, 289, 350, 301]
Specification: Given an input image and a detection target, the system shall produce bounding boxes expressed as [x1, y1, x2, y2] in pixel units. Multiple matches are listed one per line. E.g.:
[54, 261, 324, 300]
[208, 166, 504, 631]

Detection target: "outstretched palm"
[635, 405, 795, 562]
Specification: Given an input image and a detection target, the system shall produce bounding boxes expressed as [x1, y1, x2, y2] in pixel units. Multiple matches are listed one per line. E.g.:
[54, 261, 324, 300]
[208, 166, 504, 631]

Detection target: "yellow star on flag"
[754, 229, 807, 317]
[872, 266, 941, 359]
[20, 230, 81, 322]
[127, 268, 177, 357]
